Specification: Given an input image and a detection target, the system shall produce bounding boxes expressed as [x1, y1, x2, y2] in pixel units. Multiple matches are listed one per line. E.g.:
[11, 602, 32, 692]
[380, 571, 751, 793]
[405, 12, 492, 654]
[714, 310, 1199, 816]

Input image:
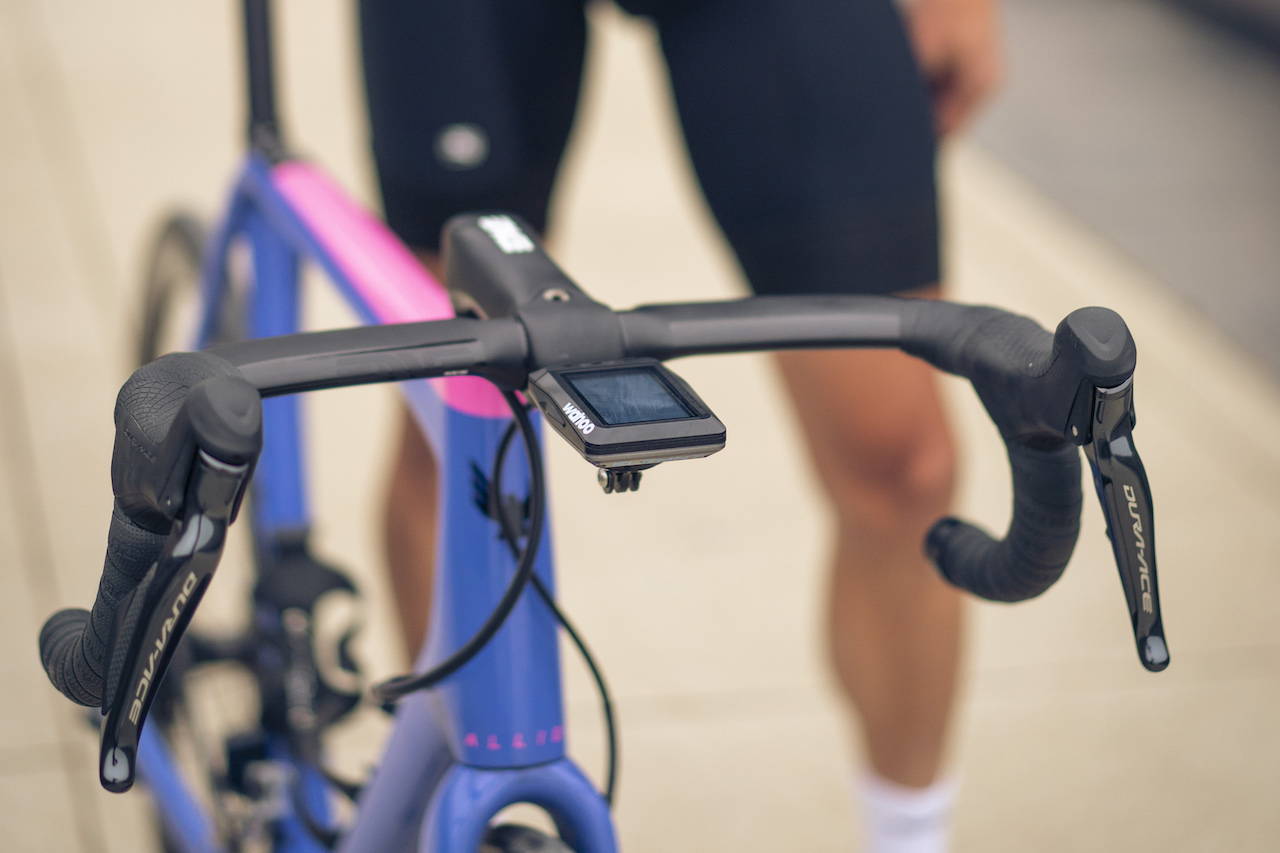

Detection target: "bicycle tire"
[482, 824, 575, 853]
[137, 211, 244, 365]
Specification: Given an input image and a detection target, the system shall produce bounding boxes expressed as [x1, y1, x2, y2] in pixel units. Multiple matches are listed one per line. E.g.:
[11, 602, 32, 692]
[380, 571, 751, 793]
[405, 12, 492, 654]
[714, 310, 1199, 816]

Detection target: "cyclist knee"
[820, 422, 956, 536]
[775, 347, 955, 540]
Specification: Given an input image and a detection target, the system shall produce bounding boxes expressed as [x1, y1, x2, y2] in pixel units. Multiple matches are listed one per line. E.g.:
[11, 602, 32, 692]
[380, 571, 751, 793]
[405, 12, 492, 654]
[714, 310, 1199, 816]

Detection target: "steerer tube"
[243, 0, 284, 157]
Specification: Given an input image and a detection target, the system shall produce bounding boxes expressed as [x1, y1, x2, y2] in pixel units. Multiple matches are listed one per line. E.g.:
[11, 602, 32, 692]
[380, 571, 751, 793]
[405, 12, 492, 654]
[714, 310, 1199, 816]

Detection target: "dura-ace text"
[129, 570, 199, 724]
[1123, 484, 1154, 615]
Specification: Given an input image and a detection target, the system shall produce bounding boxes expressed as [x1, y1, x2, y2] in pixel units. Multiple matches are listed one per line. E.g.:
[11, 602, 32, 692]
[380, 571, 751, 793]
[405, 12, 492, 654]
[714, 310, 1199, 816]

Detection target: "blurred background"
[1, 1, 1277, 850]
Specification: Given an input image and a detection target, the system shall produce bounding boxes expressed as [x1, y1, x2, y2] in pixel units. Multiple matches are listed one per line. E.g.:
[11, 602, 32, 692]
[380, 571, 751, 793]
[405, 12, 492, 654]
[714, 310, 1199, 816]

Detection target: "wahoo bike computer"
[528, 359, 726, 469]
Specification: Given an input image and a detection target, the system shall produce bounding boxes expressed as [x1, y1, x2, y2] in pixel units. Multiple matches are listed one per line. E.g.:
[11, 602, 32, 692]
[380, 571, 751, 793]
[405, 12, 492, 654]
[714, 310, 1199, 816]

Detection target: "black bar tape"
[901, 300, 1088, 602]
[927, 442, 1082, 602]
[902, 301, 1068, 439]
[899, 302, 1035, 380]
[40, 505, 169, 706]
[38, 609, 94, 705]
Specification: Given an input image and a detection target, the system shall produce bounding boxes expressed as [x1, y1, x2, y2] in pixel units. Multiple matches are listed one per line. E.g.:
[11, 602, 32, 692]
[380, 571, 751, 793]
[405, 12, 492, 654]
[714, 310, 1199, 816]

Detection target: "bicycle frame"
[142, 152, 617, 852]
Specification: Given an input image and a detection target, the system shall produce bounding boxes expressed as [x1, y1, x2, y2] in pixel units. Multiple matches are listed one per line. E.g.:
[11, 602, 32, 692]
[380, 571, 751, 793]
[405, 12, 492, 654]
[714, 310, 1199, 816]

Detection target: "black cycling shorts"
[360, 0, 938, 296]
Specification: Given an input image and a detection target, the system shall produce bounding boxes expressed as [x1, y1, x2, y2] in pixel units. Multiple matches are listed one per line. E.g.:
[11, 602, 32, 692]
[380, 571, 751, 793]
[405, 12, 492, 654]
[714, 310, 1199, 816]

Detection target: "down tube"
[340, 380, 617, 852]
[414, 380, 618, 849]
[410, 379, 570, 769]
[427, 382, 617, 848]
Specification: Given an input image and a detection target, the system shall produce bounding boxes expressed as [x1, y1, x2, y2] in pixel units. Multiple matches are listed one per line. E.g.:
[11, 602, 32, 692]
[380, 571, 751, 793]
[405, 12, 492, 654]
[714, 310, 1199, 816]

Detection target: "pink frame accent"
[271, 162, 511, 419]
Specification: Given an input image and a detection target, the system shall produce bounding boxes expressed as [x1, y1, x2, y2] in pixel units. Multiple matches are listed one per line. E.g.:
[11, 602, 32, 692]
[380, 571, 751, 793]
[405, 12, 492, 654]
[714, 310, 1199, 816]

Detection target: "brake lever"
[1079, 379, 1169, 672]
[98, 450, 249, 792]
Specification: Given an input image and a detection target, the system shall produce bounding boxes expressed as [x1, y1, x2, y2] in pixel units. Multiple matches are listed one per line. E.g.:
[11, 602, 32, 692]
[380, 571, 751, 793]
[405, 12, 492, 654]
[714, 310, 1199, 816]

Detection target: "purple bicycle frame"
[139, 153, 617, 852]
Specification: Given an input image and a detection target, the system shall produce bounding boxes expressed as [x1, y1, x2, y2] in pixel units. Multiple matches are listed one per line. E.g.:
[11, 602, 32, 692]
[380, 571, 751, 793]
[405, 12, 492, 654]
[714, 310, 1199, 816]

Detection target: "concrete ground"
[1, 2, 1278, 851]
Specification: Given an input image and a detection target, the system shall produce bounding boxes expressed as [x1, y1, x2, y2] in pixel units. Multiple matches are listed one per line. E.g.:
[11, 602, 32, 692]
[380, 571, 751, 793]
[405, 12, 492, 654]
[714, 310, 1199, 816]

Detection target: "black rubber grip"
[112, 353, 248, 528]
[40, 352, 254, 708]
[927, 442, 1082, 601]
[40, 505, 169, 706]
[901, 301, 1135, 443]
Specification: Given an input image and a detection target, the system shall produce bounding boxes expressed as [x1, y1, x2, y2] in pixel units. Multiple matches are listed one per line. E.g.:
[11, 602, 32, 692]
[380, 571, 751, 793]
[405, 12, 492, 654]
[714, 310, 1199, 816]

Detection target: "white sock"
[858, 772, 957, 853]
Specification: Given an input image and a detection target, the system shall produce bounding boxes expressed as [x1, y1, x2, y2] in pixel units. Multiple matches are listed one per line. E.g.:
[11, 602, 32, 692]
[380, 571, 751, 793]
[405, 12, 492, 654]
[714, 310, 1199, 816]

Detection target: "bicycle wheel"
[136, 212, 250, 851]
[137, 211, 244, 365]
[482, 824, 575, 852]
[135, 211, 368, 851]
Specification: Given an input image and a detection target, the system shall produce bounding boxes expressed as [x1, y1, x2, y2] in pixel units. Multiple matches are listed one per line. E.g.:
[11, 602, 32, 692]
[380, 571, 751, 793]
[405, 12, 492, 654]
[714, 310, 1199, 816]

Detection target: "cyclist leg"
[359, 0, 589, 657]
[648, 0, 961, 813]
[775, 322, 961, 788]
[384, 397, 439, 658]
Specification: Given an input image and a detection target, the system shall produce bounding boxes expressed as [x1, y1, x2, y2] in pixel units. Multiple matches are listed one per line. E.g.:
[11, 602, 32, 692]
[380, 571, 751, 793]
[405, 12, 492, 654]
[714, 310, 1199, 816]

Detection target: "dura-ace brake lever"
[1079, 378, 1169, 672]
[98, 450, 248, 792]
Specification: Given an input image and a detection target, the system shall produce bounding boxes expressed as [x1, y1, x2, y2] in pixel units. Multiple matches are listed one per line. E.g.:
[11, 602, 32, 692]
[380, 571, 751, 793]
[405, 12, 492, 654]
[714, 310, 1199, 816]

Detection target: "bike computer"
[527, 359, 726, 469]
